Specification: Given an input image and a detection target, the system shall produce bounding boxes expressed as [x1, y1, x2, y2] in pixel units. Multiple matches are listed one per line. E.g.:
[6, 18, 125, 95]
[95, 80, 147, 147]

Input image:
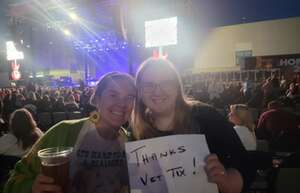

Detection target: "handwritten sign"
[125, 135, 218, 193]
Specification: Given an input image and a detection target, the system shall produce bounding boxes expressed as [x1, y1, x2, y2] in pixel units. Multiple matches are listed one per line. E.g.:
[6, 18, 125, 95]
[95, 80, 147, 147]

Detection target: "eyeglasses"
[141, 80, 177, 93]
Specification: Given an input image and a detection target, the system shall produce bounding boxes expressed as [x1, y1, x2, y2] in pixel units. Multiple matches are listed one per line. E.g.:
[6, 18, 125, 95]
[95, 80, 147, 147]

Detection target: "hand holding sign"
[125, 135, 218, 193]
[205, 154, 227, 183]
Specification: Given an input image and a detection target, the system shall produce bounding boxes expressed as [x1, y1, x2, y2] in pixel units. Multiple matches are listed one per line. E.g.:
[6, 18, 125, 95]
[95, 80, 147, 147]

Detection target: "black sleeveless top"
[129, 104, 255, 192]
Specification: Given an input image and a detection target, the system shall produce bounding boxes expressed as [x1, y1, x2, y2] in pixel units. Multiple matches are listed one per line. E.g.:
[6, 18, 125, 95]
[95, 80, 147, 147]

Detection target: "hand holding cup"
[37, 147, 73, 193]
[32, 174, 62, 193]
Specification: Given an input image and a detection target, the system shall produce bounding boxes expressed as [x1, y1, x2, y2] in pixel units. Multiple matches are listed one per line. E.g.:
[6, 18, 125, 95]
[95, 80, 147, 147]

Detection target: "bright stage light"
[63, 29, 71, 36]
[145, 16, 178, 48]
[6, 41, 24, 60]
[68, 12, 79, 21]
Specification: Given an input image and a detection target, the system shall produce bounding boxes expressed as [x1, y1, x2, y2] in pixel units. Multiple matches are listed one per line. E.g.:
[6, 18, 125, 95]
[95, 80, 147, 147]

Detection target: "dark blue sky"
[193, 0, 300, 26]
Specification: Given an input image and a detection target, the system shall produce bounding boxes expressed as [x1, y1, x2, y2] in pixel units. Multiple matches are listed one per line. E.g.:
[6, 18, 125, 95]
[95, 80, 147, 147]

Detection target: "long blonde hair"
[132, 58, 198, 139]
[230, 104, 255, 132]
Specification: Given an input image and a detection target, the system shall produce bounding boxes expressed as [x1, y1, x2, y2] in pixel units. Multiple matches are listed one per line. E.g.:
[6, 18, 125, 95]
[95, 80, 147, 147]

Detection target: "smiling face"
[139, 65, 178, 116]
[95, 77, 136, 130]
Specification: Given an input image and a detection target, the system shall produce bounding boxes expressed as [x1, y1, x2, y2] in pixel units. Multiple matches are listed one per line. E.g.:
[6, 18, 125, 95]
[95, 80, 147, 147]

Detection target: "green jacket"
[4, 118, 131, 193]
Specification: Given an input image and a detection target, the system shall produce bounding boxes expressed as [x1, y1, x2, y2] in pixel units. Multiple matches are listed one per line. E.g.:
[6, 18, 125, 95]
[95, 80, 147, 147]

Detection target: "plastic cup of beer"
[38, 147, 73, 193]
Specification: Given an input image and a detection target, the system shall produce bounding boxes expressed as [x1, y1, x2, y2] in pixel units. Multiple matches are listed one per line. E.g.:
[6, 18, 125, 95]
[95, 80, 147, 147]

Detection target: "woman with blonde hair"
[132, 57, 255, 193]
[228, 104, 257, 151]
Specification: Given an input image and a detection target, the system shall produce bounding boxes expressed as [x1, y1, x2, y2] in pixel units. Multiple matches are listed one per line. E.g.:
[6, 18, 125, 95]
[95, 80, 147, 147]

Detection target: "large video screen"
[145, 17, 177, 48]
[6, 41, 24, 60]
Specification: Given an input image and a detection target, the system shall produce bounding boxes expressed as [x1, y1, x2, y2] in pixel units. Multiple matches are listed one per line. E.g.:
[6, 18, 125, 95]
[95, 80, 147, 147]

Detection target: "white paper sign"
[125, 134, 218, 193]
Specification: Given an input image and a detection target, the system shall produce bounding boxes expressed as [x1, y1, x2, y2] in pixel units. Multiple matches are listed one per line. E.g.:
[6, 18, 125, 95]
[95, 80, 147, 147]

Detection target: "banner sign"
[244, 54, 300, 70]
[125, 135, 218, 193]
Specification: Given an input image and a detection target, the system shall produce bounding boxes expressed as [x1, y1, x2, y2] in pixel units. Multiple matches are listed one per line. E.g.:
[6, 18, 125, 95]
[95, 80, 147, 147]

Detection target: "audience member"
[132, 58, 255, 193]
[25, 91, 38, 106]
[0, 108, 43, 157]
[0, 101, 7, 136]
[256, 100, 300, 142]
[65, 95, 80, 112]
[37, 95, 52, 112]
[52, 96, 65, 112]
[228, 104, 257, 150]
[286, 82, 299, 99]
[4, 72, 136, 193]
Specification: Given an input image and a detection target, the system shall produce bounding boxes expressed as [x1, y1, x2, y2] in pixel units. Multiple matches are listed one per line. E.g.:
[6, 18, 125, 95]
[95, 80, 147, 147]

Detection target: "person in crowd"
[4, 72, 136, 193]
[293, 73, 300, 85]
[261, 75, 281, 107]
[279, 75, 287, 87]
[25, 91, 38, 106]
[2, 91, 14, 123]
[256, 100, 300, 141]
[49, 90, 60, 105]
[15, 94, 26, 109]
[2, 90, 14, 132]
[246, 84, 264, 108]
[241, 78, 253, 103]
[52, 96, 66, 112]
[207, 80, 224, 106]
[278, 75, 288, 95]
[79, 79, 85, 92]
[26, 81, 36, 93]
[261, 77, 270, 102]
[0, 100, 7, 136]
[220, 83, 233, 107]
[21, 104, 38, 127]
[37, 94, 52, 112]
[132, 58, 255, 193]
[72, 90, 81, 103]
[0, 108, 43, 157]
[80, 88, 96, 116]
[65, 95, 80, 112]
[0, 89, 4, 101]
[228, 104, 257, 151]
[286, 82, 299, 99]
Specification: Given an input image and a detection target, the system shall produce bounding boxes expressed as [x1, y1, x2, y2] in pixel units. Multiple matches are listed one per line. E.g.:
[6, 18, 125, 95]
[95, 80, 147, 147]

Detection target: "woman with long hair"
[4, 72, 136, 193]
[0, 108, 43, 157]
[132, 58, 255, 193]
[228, 104, 257, 151]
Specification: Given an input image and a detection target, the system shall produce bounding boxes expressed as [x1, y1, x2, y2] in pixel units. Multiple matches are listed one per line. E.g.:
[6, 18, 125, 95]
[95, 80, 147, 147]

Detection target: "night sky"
[0, 0, 299, 45]
[201, 0, 300, 26]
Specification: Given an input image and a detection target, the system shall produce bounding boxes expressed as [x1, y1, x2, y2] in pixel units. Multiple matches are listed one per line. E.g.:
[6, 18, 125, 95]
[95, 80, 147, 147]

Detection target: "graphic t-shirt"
[70, 121, 128, 193]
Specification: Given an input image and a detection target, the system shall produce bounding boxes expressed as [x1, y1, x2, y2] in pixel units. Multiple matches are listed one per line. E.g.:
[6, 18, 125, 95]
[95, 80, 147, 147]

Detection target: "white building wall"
[193, 17, 300, 72]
